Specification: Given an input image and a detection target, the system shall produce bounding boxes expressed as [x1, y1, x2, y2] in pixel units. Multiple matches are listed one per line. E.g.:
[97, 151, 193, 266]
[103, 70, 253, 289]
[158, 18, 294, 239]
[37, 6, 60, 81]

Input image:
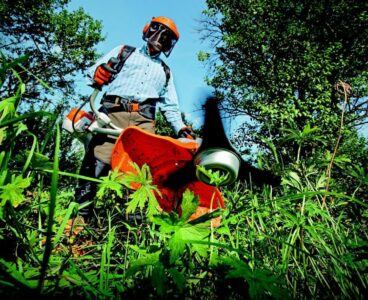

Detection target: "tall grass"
[0, 55, 367, 299]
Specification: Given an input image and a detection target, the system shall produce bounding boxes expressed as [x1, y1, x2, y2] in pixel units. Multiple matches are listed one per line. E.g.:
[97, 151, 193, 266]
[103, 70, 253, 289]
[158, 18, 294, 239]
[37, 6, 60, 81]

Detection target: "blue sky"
[68, 0, 212, 128]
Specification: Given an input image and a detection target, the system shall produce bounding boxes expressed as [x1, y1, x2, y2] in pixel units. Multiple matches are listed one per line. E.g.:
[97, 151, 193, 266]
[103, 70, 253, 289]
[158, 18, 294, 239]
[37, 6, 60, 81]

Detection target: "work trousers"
[94, 109, 155, 163]
[75, 109, 155, 217]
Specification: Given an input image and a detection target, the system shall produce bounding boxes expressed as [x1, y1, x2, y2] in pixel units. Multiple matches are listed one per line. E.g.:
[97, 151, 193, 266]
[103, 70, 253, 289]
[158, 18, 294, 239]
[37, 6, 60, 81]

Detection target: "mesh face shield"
[144, 22, 178, 57]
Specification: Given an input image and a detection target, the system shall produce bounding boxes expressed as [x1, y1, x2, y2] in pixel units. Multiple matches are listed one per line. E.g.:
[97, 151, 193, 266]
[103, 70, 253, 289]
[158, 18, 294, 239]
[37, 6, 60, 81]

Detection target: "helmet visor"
[145, 22, 178, 56]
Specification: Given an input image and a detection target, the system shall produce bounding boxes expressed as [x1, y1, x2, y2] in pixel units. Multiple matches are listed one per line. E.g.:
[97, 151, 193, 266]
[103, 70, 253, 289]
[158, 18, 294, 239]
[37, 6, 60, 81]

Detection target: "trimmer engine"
[62, 108, 94, 134]
[62, 108, 95, 146]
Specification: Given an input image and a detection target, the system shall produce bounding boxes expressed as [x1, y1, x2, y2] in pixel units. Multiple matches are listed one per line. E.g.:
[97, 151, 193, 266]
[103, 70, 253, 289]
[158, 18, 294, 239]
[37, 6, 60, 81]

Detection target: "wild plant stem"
[37, 124, 60, 293]
[322, 81, 350, 208]
[296, 144, 301, 164]
[209, 188, 216, 262]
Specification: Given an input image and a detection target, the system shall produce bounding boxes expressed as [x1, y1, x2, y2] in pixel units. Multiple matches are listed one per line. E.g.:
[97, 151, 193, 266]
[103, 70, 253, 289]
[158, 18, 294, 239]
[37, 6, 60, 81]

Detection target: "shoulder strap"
[115, 45, 136, 73]
[161, 61, 171, 89]
[161, 60, 171, 89]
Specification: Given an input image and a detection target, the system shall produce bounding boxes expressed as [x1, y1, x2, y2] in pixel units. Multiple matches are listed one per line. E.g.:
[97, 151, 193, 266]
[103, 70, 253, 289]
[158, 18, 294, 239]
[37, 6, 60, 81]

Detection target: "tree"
[0, 0, 105, 176]
[0, 0, 104, 112]
[200, 0, 368, 157]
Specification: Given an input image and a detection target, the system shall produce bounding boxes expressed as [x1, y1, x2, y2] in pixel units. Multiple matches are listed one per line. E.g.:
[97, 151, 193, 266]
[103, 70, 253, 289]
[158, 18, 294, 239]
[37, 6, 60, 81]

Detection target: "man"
[75, 16, 195, 216]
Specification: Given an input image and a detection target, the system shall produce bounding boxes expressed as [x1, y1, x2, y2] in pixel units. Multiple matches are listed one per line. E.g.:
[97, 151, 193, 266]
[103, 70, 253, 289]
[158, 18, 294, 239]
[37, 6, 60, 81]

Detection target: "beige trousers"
[94, 110, 154, 164]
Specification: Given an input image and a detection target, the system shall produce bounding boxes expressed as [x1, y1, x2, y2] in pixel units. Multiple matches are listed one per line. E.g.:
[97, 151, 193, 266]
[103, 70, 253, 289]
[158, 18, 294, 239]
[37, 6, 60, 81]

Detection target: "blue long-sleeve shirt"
[87, 44, 185, 134]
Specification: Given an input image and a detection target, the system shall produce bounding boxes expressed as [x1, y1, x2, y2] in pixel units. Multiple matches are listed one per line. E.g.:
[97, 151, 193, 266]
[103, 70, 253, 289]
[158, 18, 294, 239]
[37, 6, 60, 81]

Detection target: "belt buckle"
[128, 102, 140, 112]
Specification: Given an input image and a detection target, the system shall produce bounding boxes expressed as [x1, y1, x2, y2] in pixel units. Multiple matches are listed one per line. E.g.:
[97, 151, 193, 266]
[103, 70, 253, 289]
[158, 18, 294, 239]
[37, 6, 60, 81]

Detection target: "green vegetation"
[200, 0, 368, 163]
[0, 0, 367, 299]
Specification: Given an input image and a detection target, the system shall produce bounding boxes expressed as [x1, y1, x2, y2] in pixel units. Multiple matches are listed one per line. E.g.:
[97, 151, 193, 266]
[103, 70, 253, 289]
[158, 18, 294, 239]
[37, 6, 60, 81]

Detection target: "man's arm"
[158, 72, 186, 134]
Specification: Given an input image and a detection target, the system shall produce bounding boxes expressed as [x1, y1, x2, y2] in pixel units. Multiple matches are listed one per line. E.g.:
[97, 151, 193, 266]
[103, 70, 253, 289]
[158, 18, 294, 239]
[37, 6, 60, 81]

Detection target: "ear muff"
[142, 23, 150, 37]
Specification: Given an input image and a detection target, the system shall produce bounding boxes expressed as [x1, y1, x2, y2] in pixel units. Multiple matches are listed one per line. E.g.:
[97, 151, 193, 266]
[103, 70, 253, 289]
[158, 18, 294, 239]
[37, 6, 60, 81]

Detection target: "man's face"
[147, 43, 160, 56]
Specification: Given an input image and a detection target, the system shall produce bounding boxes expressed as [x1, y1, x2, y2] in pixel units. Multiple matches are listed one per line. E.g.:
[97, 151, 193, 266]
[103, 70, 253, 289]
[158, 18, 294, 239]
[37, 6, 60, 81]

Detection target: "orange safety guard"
[66, 108, 94, 123]
[111, 126, 225, 213]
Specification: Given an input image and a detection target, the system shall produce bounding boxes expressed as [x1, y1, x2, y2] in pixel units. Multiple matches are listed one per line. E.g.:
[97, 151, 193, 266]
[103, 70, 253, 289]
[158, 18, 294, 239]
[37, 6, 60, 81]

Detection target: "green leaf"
[168, 227, 186, 263]
[180, 189, 200, 221]
[151, 262, 166, 296]
[97, 169, 124, 199]
[221, 257, 289, 300]
[125, 187, 145, 213]
[125, 250, 161, 278]
[146, 189, 160, 219]
[120, 163, 153, 187]
[196, 165, 229, 186]
[153, 212, 180, 231]
[0, 259, 36, 289]
[197, 50, 210, 61]
[169, 268, 185, 293]
[0, 175, 31, 207]
[123, 163, 161, 219]
[0, 96, 17, 122]
[169, 224, 210, 263]
[15, 150, 53, 170]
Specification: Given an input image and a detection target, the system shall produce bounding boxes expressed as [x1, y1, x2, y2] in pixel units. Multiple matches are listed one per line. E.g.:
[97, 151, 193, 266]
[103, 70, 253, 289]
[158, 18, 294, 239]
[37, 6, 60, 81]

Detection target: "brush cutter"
[62, 89, 243, 186]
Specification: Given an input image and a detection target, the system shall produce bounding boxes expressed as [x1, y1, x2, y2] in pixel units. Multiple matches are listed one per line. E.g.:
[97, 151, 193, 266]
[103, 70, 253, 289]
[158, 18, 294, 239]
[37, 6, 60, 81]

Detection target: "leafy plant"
[122, 163, 161, 220]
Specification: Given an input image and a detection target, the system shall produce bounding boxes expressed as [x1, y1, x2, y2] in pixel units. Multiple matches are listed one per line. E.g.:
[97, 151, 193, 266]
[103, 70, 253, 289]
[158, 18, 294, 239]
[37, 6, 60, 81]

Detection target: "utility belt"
[102, 95, 157, 120]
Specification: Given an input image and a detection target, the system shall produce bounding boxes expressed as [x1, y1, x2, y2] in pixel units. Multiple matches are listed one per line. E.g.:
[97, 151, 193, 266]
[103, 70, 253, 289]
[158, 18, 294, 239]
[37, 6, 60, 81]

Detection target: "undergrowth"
[0, 55, 367, 299]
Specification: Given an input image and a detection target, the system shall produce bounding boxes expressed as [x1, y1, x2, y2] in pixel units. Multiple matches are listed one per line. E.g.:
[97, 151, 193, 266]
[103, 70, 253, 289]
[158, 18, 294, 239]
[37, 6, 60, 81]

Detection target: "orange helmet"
[143, 16, 179, 57]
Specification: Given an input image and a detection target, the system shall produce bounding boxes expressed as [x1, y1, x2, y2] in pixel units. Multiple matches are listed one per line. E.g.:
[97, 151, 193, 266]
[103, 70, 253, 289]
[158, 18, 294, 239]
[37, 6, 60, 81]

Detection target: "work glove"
[92, 59, 118, 90]
[178, 126, 196, 140]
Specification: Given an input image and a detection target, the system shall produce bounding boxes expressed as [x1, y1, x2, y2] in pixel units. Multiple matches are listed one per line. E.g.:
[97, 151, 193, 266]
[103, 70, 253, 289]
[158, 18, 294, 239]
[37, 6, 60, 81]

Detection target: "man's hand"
[178, 126, 196, 140]
[92, 60, 118, 90]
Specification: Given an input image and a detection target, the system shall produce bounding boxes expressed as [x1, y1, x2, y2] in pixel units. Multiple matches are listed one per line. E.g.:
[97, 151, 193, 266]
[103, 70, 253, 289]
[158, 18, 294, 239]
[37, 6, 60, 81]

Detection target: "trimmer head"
[194, 148, 241, 186]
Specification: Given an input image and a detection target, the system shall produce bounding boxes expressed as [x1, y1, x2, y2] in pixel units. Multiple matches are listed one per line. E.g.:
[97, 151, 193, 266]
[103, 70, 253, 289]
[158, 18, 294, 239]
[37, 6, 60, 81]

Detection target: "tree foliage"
[201, 0, 368, 148]
[0, 0, 104, 110]
[0, 0, 105, 176]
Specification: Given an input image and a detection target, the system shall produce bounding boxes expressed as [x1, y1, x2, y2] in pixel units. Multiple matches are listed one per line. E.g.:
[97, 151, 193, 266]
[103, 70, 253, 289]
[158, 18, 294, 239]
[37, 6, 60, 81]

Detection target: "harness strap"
[115, 45, 135, 73]
[103, 95, 157, 119]
[161, 60, 171, 88]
